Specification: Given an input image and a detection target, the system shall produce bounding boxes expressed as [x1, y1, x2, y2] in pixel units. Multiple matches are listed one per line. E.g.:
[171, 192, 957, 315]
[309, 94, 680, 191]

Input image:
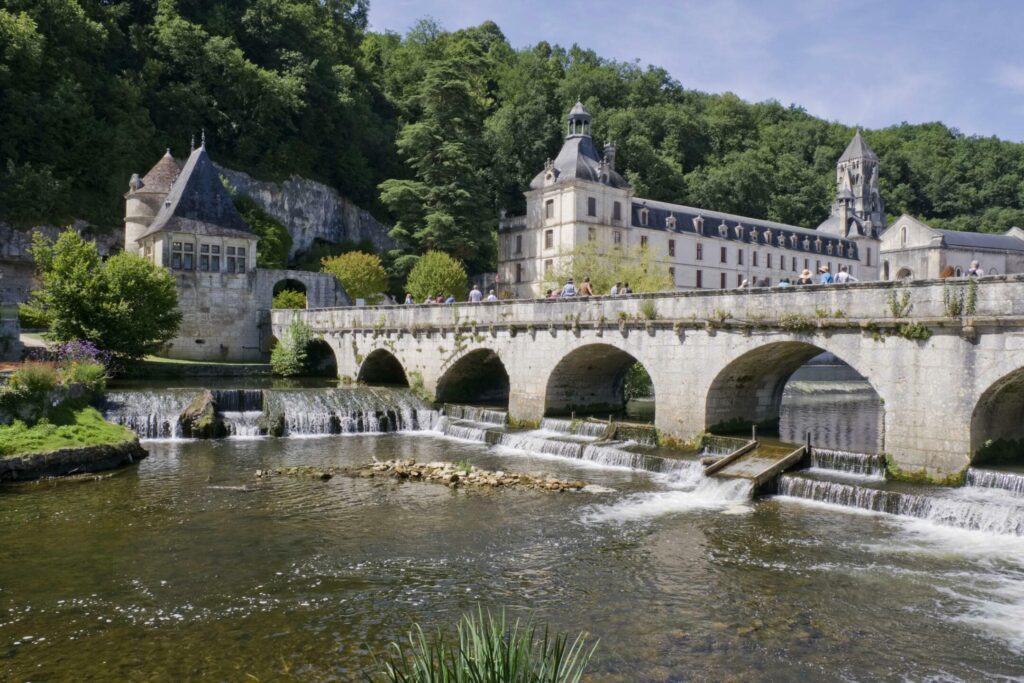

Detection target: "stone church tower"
[123, 149, 181, 255]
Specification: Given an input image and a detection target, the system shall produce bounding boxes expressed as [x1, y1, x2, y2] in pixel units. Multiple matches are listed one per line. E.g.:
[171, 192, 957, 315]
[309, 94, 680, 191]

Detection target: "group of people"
[739, 264, 858, 289]
[403, 285, 499, 305]
[940, 260, 985, 279]
[543, 278, 632, 298]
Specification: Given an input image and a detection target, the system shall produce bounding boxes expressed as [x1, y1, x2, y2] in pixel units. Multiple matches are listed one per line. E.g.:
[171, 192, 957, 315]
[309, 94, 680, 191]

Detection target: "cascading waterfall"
[443, 404, 508, 426]
[808, 448, 887, 479]
[102, 390, 194, 439]
[540, 417, 609, 438]
[777, 475, 1024, 536]
[221, 411, 264, 438]
[263, 387, 436, 436]
[966, 469, 1024, 496]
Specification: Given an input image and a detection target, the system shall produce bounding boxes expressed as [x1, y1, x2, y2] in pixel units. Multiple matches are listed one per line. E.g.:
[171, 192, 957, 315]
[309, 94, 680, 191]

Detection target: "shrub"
[271, 319, 314, 376]
[18, 303, 50, 329]
[370, 608, 596, 683]
[405, 251, 468, 301]
[272, 289, 307, 309]
[62, 360, 108, 395]
[321, 251, 389, 304]
[10, 363, 58, 395]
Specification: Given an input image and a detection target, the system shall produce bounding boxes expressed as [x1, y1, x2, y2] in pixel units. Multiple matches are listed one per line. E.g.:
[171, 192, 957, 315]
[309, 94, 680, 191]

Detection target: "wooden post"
[752, 424, 757, 442]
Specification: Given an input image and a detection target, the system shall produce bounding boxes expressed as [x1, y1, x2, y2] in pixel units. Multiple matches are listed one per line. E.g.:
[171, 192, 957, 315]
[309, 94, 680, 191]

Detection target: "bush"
[62, 361, 108, 395]
[624, 362, 653, 400]
[10, 363, 58, 395]
[18, 303, 50, 329]
[272, 289, 307, 309]
[271, 319, 314, 376]
[321, 251, 388, 304]
[370, 608, 596, 683]
[405, 251, 468, 301]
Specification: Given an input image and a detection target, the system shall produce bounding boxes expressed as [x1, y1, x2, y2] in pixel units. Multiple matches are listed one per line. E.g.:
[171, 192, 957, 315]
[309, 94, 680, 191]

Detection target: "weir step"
[706, 442, 807, 491]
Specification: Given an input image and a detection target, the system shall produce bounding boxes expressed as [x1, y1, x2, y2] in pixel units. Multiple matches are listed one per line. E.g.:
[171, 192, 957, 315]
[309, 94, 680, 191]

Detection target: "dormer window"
[814, 237, 823, 252]
[777, 234, 786, 247]
[838, 243, 845, 257]
[639, 207, 649, 226]
[802, 237, 810, 250]
[666, 215, 677, 230]
[763, 229, 772, 243]
[718, 221, 728, 238]
[749, 228, 759, 242]
[790, 234, 798, 248]
[693, 215, 704, 235]
[826, 242, 834, 255]
[734, 224, 744, 239]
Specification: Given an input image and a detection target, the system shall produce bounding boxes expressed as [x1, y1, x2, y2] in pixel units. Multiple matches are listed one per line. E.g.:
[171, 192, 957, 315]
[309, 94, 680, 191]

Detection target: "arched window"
[901, 225, 908, 246]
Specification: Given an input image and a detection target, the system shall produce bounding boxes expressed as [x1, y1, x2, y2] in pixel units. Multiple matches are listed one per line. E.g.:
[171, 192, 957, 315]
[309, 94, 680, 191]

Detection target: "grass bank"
[0, 405, 136, 458]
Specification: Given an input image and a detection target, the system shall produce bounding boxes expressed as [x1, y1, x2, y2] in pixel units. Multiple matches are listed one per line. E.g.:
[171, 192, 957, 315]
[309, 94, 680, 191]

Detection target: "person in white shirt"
[560, 279, 577, 297]
[485, 289, 498, 302]
[468, 284, 483, 302]
[834, 265, 858, 284]
[609, 282, 620, 296]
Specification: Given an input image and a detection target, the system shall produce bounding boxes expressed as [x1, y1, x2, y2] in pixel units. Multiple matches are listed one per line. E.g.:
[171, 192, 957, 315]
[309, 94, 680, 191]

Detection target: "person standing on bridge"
[835, 265, 858, 284]
[485, 289, 498, 302]
[560, 278, 577, 297]
[469, 284, 483, 303]
[968, 260, 984, 277]
[404, 293, 414, 305]
[818, 265, 833, 285]
[610, 282, 621, 296]
[798, 269, 813, 285]
[578, 277, 594, 296]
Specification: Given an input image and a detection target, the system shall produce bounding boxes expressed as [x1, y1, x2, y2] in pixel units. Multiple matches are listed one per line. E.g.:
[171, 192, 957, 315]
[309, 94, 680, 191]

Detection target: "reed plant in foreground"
[369, 607, 597, 682]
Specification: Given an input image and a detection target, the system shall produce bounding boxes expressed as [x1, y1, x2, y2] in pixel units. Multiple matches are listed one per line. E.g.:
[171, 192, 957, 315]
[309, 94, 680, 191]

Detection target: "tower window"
[612, 201, 622, 221]
[545, 199, 554, 219]
[720, 272, 726, 289]
[515, 263, 523, 283]
[867, 247, 873, 266]
[696, 243, 703, 261]
[515, 235, 523, 254]
[696, 270, 703, 288]
[587, 197, 597, 217]
[544, 229, 554, 249]
[901, 226, 907, 246]
[668, 239, 676, 257]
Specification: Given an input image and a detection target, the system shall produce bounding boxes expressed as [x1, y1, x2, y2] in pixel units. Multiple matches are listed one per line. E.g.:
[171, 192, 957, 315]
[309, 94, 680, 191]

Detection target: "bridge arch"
[306, 338, 338, 377]
[704, 341, 884, 448]
[358, 349, 409, 387]
[436, 348, 510, 405]
[971, 367, 1024, 464]
[544, 343, 653, 418]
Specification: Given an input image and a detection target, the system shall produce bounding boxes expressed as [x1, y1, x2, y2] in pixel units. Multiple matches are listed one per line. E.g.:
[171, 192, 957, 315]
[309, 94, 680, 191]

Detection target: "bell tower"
[831, 131, 885, 239]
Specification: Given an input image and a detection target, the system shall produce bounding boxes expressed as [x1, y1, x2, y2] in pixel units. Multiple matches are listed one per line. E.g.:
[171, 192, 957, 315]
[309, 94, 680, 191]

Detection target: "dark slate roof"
[838, 131, 878, 162]
[632, 198, 859, 259]
[568, 100, 591, 120]
[139, 145, 255, 240]
[939, 228, 1024, 252]
[137, 150, 182, 195]
[529, 135, 629, 190]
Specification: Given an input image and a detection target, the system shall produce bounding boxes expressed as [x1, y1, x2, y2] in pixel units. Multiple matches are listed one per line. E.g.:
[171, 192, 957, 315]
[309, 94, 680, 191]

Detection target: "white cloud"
[994, 65, 1024, 93]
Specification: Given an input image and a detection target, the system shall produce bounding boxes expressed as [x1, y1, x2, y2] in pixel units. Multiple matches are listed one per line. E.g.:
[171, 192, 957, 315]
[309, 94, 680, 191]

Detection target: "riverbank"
[0, 405, 146, 481]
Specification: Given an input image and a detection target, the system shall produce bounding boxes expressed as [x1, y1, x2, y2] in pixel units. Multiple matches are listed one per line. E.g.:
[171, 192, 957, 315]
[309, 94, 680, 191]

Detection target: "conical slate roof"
[140, 145, 255, 240]
[568, 100, 591, 120]
[136, 149, 182, 195]
[838, 130, 878, 162]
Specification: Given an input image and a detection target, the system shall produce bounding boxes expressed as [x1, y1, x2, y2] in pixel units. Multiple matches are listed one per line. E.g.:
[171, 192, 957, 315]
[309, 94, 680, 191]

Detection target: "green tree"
[321, 250, 388, 303]
[26, 230, 181, 361]
[270, 318, 313, 376]
[404, 251, 468, 301]
[555, 243, 672, 295]
[272, 289, 307, 309]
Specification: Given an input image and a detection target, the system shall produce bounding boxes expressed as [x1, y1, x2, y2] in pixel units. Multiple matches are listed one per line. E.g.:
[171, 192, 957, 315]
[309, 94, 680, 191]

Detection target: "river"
[2, 378, 1023, 680]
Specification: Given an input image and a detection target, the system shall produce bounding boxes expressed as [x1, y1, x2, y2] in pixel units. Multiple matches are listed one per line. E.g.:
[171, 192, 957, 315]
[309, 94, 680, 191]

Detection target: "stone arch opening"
[306, 338, 338, 377]
[272, 278, 308, 309]
[895, 267, 913, 281]
[705, 343, 884, 452]
[970, 368, 1024, 464]
[436, 349, 510, 406]
[544, 344, 653, 418]
[357, 349, 409, 387]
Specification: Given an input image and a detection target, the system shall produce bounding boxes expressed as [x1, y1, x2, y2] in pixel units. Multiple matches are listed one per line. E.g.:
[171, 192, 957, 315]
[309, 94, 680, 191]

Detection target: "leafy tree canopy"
[321, 250, 388, 303]
[26, 230, 181, 360]
[404, 251, 468, 301]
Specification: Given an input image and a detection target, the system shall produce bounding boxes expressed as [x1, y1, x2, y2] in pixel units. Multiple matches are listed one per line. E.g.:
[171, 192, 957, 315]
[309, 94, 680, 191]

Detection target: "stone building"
[497, 103, 880, 297]
[879, 214, 1024, 280]
[124, 142, 346, 361]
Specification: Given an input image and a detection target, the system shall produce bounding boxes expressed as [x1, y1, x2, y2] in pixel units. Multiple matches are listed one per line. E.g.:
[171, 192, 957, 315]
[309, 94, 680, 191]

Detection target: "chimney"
[603, 142, 616, 172]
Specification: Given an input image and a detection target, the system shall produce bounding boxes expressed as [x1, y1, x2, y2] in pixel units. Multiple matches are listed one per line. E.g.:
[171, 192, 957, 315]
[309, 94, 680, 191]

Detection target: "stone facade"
[498, 103, 880, 298]
[879, 214, 1024, 280]
[275, 275, 1024, 481]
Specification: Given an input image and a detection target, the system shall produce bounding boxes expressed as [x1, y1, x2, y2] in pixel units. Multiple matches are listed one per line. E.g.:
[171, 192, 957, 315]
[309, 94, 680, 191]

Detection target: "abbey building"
[124, 142, 345, 361]
[498, 103, 882, 296]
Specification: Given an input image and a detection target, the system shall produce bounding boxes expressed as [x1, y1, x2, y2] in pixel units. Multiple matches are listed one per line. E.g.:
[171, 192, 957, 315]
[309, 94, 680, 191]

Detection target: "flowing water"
[4, 380, 1024, 680]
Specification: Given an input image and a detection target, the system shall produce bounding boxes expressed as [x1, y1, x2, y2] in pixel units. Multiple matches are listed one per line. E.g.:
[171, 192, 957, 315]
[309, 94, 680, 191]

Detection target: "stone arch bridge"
[272, 276, 1024, 481]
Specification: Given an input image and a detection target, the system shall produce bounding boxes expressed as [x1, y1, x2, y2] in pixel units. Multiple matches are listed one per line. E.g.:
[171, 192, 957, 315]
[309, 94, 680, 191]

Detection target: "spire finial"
[190, 135, 195, 152]
[201, 128, 206, 148]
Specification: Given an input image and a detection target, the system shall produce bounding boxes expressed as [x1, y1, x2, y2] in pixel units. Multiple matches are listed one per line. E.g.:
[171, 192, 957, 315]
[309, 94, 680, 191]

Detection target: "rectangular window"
[545, 199, 554, 219]
[544, 229, 554, 249]
[182, 242, 194, 271]
[738, 250, 744, 266]
[226, 246, 237, 273]
[199, 244, 211, 272]
[236, 247, 246, 273]
[804, 258, 809, 270]
[641, 235, 649, 248]
[544, 259, 553, 277]
[816, 260, 821, 272]
[612, 201, 622, 221]
[720, 272, 727, 289]
[867, 247, 873, 266]
[737, 274, 744, 287]
[696, 243, 703, 261]
[211, 244, 221, 272]
[696, 270, 703, 288]
[793, 258, 798, 273]
[752, 252, 759, 267]
[587, 197, 597, 217]
[171, 241, 183, 270]
[515, 263, 523, 284]
[767, 253, 773, 269]
[613, 231, 622, 247]
[720, 246, 727, 263]
[515, 235, 523, 254]
[779, 255, 785, 271]
[588, 227, 596, 242]
[668, 239, 676, 257]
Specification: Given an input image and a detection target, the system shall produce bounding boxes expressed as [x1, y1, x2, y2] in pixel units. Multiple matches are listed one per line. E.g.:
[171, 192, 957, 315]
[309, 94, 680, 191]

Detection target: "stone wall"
[218, 166, 395, 259]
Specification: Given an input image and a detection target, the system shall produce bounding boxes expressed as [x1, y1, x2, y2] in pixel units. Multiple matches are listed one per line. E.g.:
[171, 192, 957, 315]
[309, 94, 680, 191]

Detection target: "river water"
[3, 380, 1024, 680]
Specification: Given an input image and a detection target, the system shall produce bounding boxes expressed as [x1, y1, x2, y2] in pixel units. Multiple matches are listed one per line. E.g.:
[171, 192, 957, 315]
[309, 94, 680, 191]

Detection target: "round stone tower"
[124, 149, 181, 255]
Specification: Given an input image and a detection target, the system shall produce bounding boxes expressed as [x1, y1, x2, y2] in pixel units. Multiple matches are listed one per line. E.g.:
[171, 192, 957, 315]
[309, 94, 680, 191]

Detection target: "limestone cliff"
[217, 166, 395, 259]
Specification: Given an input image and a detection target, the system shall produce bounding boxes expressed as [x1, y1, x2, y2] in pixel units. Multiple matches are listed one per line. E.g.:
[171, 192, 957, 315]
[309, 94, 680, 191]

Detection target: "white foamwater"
[221, 411, 264, 439]
[807, 448, 886, 480]
[443, 405, 507, 426]
[966, 468, 1024, 496]
[103, 390, 194, 440]
[263, 388, 434, 436]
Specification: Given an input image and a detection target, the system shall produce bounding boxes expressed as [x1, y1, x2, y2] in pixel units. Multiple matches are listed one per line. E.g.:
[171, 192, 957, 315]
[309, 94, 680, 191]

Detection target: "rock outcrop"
[179, 390, 223, 438]
[0, 439, 148, 482]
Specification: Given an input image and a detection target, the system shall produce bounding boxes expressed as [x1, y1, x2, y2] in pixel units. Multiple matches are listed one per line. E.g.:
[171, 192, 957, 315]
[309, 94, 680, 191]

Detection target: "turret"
[124, 149, 181, 255]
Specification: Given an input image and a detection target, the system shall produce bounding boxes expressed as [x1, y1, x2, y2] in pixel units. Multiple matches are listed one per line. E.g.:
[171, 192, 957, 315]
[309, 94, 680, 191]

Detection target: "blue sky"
[367, 0, 1024, 142]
